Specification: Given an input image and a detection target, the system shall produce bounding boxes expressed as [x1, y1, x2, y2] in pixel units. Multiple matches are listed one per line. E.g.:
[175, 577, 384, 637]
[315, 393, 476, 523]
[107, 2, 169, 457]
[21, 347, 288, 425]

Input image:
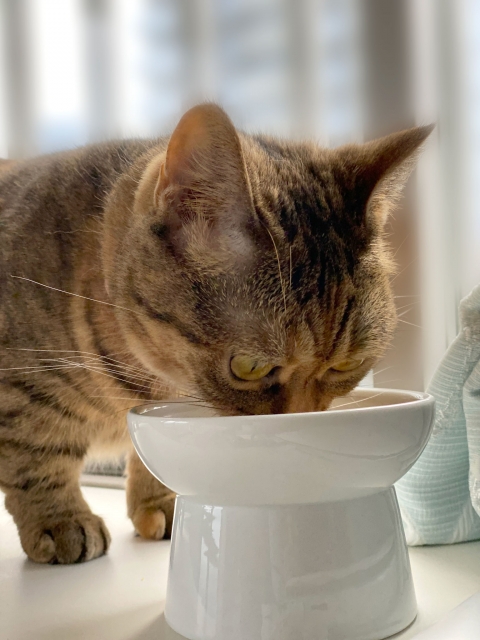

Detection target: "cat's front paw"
[18, 512, 111, 564]
[130, 493, 176, 540]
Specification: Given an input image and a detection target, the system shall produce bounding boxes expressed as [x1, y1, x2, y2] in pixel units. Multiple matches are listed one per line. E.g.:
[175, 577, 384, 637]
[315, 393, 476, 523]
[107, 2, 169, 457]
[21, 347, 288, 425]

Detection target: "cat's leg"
[2, 440, 110, 564]
[126, 448, 176, 540]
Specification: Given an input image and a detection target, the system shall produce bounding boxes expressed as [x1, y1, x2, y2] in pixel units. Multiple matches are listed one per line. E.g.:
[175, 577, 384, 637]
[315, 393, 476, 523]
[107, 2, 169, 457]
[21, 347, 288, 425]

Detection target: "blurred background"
[0, 0, 478, 394]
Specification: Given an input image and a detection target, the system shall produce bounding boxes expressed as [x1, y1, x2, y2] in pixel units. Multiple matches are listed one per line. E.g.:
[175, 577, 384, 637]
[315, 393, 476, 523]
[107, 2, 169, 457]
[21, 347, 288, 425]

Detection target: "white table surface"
[1, 486, 480, 640]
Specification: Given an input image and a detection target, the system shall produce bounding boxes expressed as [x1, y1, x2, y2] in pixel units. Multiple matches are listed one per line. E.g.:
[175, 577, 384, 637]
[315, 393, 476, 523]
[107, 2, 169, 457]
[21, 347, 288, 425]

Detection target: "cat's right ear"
[152, 103, 257, 265]
[334, 124, 434, 234]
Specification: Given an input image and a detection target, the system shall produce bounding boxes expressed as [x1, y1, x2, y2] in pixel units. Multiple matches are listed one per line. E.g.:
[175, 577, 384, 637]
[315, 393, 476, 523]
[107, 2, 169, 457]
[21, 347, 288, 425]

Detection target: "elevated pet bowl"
[128, 388, 434, 640]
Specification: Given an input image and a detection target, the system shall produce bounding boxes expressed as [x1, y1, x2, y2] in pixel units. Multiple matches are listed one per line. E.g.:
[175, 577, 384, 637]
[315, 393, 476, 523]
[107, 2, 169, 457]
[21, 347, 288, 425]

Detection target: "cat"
[0, 103, 432, 564]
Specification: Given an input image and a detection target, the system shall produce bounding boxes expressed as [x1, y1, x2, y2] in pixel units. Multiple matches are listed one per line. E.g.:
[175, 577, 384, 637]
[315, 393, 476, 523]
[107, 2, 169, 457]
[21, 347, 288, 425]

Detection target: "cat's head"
[105, 104, 432, 414]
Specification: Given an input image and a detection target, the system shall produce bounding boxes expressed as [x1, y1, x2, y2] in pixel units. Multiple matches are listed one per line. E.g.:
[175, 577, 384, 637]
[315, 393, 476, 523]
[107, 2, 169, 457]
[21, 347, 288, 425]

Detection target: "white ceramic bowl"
[128, 388, 435, 640]
[128, 388, 434, 505]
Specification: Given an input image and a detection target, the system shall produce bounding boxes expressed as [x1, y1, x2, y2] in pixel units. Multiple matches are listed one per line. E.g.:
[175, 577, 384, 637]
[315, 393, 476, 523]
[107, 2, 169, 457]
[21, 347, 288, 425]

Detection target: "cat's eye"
[230, 355, 274, 381]
[331, 357, 365, 372]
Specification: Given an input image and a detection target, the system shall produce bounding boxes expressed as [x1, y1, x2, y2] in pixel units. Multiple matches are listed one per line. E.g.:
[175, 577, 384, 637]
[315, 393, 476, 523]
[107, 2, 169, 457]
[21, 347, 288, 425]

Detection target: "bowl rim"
[128, 387, 435, 423]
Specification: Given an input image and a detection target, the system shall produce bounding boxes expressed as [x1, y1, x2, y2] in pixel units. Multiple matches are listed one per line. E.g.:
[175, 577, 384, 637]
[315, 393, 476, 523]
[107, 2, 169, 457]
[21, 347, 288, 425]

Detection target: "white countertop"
[1, 486, 480, 640]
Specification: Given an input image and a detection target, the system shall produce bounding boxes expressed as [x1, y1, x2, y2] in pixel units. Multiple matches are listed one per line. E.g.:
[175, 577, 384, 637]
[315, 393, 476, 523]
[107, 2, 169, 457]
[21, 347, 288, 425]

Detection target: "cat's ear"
[336, 124, 434, 232]
[154, 103, 256, 264]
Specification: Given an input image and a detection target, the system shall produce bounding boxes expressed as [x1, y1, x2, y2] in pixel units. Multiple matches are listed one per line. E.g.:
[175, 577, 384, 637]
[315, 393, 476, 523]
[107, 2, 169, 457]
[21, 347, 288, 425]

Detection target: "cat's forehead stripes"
[132, 290, 206, 346]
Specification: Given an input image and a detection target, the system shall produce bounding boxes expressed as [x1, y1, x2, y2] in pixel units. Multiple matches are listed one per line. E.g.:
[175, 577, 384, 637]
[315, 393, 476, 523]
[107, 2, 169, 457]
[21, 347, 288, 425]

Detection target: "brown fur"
[0, 104, 432, 563]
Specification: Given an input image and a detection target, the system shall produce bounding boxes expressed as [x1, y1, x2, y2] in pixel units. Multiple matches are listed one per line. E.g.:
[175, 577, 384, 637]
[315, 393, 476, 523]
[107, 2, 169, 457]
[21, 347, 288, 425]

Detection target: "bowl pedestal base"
[165, 488, 417, 640]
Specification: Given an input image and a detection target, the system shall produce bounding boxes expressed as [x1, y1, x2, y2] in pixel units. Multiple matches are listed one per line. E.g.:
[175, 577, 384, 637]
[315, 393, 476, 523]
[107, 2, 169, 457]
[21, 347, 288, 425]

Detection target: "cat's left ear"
[152, 103, 257, 265]
[335, 124, 434, 233]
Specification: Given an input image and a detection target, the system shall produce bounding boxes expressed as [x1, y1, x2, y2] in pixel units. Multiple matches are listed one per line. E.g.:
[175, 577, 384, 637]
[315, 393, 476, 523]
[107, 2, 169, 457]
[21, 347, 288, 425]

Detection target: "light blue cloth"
[396, 285, 480, 545]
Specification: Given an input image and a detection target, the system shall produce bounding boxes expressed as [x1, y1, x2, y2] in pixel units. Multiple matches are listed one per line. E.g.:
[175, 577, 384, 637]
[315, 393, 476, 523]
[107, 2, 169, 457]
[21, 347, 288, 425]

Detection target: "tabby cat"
[0, 104, 432, 564]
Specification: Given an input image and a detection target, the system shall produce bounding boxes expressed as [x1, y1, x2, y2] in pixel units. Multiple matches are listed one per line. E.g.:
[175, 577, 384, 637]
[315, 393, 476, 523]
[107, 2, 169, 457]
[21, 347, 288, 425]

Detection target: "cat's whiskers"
[389, 258, 417, 284]
[10, 275, 147, 319]
[263, 226, 287, 314]
[91, 385, 150, 393]
[392, 235, 410, 259]
[396, 302, 417, 312]
[0, 364, 82, 373]
[48, 362, 152, 388]
[53, 357, 205, 401]
[53, 358, 155, 391]
[397, 307, 415, 319]
[397, 318, 421, 329]
[87, 395, 206, 404]
[332, 391, 385, 410]
[372, 365, 393, 377]
[28, 355, 152, 390]
[3, 347, 203, 401]
[89, 386, 201, 398]
[0, 363, 205, 406]
[13, 348, 159, 381]
[76, 360, 180, 396]
[5, 350, 160, 389]
[54, 354, 160, 383]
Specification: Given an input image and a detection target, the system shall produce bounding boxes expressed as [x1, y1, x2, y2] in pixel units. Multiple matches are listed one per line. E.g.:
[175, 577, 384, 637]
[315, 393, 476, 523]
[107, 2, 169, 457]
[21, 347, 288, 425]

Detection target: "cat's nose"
[281, 379, 331, 413]
[283, 396, 330, 413]
[268, 373, 333, 414]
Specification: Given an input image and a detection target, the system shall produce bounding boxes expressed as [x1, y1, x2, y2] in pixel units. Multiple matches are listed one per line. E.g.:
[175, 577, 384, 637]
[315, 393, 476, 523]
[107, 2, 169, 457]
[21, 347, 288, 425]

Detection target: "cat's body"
[0, 104, 432, 563]
[0, 141, 175, 562]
